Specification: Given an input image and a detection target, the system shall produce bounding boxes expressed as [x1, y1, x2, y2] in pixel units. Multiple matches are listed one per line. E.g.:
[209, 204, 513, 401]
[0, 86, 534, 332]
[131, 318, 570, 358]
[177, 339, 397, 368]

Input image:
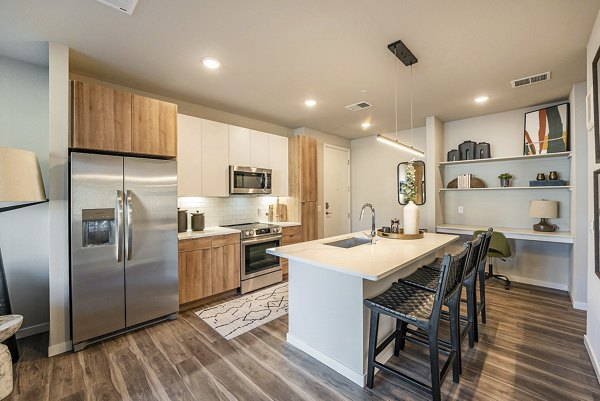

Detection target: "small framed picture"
[523, 102, 570, 155]
[588, 85, 595, 131]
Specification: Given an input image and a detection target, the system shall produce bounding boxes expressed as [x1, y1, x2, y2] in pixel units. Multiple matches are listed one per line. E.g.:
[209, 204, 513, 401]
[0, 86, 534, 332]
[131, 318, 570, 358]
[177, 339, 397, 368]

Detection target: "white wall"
[570, 82, 589, 309]
[442, 103, 577, 291]
[48, 43, 70, 356]
[350, 128, 426, 232]
[0, 53, 50, 337]
[586, 10, 600, 384]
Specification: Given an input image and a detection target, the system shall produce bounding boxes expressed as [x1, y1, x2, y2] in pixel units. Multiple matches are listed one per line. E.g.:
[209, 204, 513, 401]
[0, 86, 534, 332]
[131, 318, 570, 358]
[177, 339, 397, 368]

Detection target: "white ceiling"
[1, 0, 598, 139]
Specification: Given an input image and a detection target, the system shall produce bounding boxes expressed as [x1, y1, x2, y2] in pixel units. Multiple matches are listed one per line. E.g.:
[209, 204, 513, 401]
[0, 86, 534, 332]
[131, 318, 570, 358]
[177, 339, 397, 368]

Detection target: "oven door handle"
[242, 235, 282, 245]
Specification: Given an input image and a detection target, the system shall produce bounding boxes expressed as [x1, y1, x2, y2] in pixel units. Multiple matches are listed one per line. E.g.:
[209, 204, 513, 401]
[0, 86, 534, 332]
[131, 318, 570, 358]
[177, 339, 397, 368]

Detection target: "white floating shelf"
[438, 151, 571, 167]
[436, 224, 574, 244]
[439, 186, 571, 191]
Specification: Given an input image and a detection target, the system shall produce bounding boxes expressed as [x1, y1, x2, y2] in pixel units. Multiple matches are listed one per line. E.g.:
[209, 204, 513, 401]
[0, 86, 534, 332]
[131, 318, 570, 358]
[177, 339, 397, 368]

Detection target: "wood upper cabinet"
[289, 136, 317, 202]
[71, 80, 177, 158]
[178, 233, 241, 305]
[132, 95, 177, 157]
[72, 81, 132, 153]
[211, 234, 241, 294]
[300, 137, 317, 202]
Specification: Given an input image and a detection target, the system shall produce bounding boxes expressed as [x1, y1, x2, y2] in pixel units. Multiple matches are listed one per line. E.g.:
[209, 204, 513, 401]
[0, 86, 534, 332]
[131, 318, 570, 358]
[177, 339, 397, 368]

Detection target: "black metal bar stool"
[397, 234, 483, 373]
[363, 243, 471, 401]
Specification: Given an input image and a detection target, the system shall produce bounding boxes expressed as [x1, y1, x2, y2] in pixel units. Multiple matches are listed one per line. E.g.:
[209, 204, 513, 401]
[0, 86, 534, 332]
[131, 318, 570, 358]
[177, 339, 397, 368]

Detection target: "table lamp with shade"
[0, 147, 47, 362]
[529, 199, 559, 232]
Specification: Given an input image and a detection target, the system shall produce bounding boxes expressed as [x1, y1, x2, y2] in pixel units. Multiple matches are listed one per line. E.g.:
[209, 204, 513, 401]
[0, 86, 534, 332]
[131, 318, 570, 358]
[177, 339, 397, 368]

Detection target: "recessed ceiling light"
[474, 95, 489, 103]
[361, 122, 371, 129]
[202, 57, 221, 69]
[305, 99, 317, 107]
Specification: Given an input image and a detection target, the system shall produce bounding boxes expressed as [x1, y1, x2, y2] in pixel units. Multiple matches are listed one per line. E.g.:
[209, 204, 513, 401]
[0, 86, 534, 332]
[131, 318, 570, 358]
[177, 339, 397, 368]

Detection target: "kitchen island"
[267, 231, 458, 386]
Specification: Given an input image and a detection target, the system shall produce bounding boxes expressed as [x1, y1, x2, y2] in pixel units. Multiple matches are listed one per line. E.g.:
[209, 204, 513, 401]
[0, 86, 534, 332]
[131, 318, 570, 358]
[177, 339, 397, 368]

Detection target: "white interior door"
[324, 144, 351, 237]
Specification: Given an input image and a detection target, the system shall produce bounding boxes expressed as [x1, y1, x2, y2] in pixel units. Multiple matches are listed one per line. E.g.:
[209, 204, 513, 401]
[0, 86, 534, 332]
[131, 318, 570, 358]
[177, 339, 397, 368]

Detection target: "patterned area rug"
[195, 282, 288, 340]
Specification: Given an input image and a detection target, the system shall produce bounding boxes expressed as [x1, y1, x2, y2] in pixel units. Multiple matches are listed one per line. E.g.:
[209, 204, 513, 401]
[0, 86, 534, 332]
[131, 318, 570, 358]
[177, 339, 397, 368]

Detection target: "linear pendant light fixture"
[377, 40, 425, 158]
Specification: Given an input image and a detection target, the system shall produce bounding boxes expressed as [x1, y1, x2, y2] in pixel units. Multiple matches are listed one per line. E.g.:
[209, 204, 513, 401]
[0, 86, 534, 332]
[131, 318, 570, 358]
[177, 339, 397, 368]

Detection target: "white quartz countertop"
[178, 226, 241, 240]
[267, 231, 459, 281]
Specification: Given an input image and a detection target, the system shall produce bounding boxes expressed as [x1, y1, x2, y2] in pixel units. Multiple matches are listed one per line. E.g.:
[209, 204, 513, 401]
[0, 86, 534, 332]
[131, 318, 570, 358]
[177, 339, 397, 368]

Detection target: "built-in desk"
[436, 224, 574, 244]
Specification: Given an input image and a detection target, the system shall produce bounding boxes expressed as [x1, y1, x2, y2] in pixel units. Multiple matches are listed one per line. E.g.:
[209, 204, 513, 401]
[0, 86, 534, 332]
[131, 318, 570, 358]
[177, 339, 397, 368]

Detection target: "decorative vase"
[549, 171, 559, 180]
[403, 201, 419, 235]
[500, 179, 510, 188]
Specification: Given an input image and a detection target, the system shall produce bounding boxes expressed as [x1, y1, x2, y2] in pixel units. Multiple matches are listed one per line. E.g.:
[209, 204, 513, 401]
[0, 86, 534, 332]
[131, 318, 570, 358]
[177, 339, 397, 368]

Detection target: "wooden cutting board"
[268, 202, 288, 222]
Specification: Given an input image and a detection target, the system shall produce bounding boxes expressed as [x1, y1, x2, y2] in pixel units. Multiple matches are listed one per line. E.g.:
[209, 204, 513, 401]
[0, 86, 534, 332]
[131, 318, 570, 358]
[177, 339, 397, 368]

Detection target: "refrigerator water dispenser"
[82, 208, 115, 247]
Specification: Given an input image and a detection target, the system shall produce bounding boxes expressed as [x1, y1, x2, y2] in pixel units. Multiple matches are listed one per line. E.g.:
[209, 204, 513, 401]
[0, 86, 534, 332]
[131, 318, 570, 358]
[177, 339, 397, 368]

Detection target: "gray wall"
[350, 128, 427, 232]
[0, 54, 50, 337]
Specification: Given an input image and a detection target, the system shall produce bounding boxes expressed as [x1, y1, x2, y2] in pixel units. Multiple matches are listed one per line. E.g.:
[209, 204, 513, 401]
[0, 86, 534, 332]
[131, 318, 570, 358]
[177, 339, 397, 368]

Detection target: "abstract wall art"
[523, 103, 570, 155]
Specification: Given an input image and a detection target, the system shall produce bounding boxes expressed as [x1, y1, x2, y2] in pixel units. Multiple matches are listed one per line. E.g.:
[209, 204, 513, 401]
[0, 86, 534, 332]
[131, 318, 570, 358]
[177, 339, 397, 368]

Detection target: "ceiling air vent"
[511, 71, 551, 88]
[95, 0, 139, 15]
[345, 101, 372, 112]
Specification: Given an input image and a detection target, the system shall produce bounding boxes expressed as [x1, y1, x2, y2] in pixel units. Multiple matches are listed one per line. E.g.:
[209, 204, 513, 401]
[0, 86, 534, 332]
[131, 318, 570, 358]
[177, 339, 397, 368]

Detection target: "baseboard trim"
[286, 333, 395, 387]
[584, 335, 600, 384]
[287, 333, 365, 386]
[16, 322, 49, 339]
[503, 274, 568, 291]
[48, 340, 72, 357]
[568, 292, 588, 311]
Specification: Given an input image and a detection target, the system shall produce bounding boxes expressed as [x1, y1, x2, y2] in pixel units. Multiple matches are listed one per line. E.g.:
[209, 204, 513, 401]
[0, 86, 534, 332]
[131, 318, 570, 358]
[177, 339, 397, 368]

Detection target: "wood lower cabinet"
[72, 81, 132, 153]
[211, 234, 241, 294]
[71, 80, 177, 158]
[281, 225, 303, 275]
[132, 95, 177, 157]
[178, 234, 241, 305]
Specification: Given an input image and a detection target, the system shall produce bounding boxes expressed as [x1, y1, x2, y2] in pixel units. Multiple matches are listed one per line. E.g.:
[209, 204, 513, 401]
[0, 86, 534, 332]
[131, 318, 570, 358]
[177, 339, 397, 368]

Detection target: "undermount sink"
[324, 237, 371, 248]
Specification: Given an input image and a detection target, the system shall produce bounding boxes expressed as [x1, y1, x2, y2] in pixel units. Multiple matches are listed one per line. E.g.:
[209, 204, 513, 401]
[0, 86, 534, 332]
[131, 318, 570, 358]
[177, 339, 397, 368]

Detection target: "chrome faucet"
[360, 203, 376, 244]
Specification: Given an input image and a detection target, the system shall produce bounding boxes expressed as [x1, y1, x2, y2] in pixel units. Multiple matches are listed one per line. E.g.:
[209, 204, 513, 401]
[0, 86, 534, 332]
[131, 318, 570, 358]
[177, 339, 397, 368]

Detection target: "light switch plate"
[458, 206, 464, 214]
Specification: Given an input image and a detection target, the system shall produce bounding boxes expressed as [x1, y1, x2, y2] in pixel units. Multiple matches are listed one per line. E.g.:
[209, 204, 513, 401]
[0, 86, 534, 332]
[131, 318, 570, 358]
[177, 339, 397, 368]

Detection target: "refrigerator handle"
[116, 190, 125, 262]
[125, 190, 133, 261]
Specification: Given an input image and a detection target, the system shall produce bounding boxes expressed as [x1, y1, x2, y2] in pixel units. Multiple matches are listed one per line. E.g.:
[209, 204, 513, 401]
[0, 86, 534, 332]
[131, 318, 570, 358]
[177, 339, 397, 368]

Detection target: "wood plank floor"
[7, 281, 600, 401]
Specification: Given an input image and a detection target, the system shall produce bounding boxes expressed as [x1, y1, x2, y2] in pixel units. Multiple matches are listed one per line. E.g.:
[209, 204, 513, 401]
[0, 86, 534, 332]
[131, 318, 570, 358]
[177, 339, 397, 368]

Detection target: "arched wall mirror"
[398, 161, 426, 205]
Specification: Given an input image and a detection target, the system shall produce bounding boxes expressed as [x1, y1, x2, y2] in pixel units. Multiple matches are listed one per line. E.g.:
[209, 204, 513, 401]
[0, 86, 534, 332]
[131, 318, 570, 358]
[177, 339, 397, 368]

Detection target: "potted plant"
[498, 173, 513, 188]
[403, 159, 419, 234]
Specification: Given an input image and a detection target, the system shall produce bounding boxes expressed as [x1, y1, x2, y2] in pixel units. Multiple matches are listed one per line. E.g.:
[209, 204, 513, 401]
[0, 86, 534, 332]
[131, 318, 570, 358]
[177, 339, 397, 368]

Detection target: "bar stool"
[363, 243, 471, 401]
[472, 229, 494, 328]
[398, 235, 483, 372]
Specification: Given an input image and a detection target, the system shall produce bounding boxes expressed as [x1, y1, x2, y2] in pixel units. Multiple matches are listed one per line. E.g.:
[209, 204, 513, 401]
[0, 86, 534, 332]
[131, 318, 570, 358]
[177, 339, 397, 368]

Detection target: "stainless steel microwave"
[229, 166, 272, 194]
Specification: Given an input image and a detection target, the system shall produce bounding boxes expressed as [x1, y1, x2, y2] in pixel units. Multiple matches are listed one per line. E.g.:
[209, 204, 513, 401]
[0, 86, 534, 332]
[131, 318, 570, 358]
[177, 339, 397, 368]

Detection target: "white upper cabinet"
[228, 125, 251, 166]
[177, 114, 203, 197]
[268, 134, 289, 197]
[201, 119, 229, 197]
[250, 130, 270, 168]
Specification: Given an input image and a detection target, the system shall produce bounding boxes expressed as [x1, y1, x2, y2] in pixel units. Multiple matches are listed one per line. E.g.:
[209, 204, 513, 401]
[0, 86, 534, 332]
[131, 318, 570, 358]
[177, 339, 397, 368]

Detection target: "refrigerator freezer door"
[124, 157, 178, 326]
[70, 152, 126, 344]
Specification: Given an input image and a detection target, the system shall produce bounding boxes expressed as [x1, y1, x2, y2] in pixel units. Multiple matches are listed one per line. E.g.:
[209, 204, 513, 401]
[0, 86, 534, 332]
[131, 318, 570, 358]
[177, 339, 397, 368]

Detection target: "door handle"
[125, 190, 133, 261]
[325, 211, 333, 215]
[116, 190, 124, 262]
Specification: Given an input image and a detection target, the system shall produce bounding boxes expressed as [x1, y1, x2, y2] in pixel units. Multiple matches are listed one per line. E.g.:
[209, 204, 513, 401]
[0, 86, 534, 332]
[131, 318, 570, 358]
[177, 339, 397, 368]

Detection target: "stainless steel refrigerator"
[70, 152, 178, 351]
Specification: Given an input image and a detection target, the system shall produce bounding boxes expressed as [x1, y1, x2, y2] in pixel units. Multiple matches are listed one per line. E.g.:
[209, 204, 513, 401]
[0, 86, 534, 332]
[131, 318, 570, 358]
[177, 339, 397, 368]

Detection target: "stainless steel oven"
[221, 222, 283, 294]
[229, 166, 272, 194]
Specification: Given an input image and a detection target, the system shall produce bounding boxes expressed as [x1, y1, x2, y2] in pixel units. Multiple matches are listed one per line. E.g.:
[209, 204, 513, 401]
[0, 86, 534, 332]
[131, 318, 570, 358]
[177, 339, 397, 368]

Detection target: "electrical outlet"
[458, 206, 464, 214]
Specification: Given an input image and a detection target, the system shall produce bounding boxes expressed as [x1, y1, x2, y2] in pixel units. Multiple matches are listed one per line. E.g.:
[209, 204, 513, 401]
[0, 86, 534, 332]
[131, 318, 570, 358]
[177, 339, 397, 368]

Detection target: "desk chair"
[484, 232, 511, 290]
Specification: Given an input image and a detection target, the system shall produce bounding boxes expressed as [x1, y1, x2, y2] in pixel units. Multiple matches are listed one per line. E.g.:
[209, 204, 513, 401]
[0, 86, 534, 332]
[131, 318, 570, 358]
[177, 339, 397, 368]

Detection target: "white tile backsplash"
[178, 196, 292, 227]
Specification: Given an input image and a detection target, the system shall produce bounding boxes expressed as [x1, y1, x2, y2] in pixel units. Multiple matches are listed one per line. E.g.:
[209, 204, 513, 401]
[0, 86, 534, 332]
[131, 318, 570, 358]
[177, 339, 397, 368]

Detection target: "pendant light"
[377, 40, 425, 158]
